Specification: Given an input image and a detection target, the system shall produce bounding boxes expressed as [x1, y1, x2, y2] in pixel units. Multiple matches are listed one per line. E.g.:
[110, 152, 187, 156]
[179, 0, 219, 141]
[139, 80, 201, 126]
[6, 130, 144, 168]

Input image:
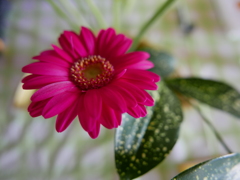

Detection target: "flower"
[22, 27, 160, 139]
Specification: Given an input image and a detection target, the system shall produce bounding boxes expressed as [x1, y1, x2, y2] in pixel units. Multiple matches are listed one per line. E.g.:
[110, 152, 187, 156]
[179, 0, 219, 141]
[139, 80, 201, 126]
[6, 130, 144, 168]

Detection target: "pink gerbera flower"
[22, 27, 160, 138]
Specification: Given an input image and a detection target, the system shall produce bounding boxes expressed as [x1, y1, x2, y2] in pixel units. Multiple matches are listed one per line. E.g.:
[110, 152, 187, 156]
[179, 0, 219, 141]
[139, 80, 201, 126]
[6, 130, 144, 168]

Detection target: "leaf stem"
[190, 101, 233, 154]
[130, 0, 177, 51]
[85, 0, 108, 29]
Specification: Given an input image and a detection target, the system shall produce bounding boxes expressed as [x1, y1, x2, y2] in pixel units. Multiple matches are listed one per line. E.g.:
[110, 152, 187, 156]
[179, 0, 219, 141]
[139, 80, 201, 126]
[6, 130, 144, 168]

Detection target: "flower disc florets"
[70, 55, 114, 90]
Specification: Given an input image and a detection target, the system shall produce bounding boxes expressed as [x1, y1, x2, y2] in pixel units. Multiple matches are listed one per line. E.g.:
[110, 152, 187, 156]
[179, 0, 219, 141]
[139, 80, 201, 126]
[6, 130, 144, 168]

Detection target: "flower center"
[70, 55, 114, 90]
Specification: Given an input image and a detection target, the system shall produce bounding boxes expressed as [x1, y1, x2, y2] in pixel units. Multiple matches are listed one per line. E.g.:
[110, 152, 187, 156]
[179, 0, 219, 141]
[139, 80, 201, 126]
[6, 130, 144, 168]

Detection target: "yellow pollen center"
[70, 55, 114, 90]
[82, 63, 103, 80]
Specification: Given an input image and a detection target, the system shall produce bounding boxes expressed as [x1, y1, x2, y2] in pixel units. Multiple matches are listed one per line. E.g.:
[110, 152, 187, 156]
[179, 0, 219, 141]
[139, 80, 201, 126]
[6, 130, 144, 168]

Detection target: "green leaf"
[115, 82, 183, 179]
[165, 77, 240, 118]
[172, 153, 240, 180]
[138, 47, 176, 78]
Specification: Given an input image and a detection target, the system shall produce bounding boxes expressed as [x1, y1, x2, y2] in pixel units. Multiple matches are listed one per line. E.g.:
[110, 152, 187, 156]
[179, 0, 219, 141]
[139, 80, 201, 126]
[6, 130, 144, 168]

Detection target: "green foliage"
[165, 77, 240, 118]
[115, 82, 183, 179]
[138, 47, 176, 78]
[172, 153, 240, 180]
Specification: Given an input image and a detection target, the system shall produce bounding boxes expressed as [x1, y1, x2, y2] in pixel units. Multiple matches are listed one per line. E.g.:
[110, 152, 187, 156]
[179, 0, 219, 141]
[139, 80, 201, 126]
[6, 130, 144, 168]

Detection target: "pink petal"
[127, 105, 142, 118]
[40, 50, 56, 56]
[102, 34, 132, 59]
[79, 27, 96, 55]
[110, 51, 150, 69]
[58, 33, 79, 59]
[96, 28, 116, 56]
[95, 30, 108, 57]
[111, 79, 146, 103]
[144, 98, 154, 106]
[115, 111, 122, 126]
[141, 90, 154, 106]
[28, 99, 49, 117]
[55, 100, 78, 132]
[88, 121, 100, 139]
[23, 75, 69, 90]
[108, 38, 132, 57]
[84, 89, 102, 120]
[96, 29, 105, 49]
[99, 103, 119, 129]
[22, 74, 39, 83]
[138, 105, 147, 117]
[52, 45, 74, 63]
[104, 28, 116, 45]
[96, 29, 132, 59]
[99, 86, 127, 113]
[77, 93, 96, 132]
[33, 51, 71, 67]
[42, 91, 79, 118]
[127, 104, 147, 118]
[124, 79, 158, 90]
[31, 81, 77, 102]
[126, 60, 154, 70]
[113, 69, 126, 79]
[104, 34, 125, 55]
[108, 34, 126, 53]
[107, 83, 137, 108]
[29, 109, 42, 117]
[123, 69, 160, 82]
[22, 62, 69, 76]
[61, 31, 88, 57]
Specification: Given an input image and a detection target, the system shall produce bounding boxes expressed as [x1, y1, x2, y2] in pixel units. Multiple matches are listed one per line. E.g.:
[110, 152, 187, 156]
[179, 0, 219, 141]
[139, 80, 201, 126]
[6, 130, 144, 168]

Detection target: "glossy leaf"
[166, 77, 240, 118]
[138, 47, 176, 78]
[115, 82, 183, 179]
[172, 153, 240, 180]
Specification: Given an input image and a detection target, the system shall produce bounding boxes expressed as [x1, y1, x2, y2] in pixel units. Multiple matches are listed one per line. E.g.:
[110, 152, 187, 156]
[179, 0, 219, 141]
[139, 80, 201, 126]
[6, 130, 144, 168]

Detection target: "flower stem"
[130, 0, 177, 51]
[59, 0, 89, 27]
[191, 102, 233, 154]
[85, 0, 108, 29]
[113, 0, 121, 31]
[122, 0, 137, 12]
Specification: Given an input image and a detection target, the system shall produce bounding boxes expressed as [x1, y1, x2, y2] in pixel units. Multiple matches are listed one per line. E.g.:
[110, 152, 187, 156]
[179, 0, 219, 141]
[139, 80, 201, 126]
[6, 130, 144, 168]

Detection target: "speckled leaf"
[138, 47, 176, 78]
[165, 77, 240, 118]
[115, 82, 183, 180]
[172, 153, 240, 180]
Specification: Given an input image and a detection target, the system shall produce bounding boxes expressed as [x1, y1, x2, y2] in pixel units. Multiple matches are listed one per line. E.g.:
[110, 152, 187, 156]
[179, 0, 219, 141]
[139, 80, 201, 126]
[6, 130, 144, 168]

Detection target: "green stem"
[86, 0, 107, 29]
[191, 102, 232, 154]
[122, 0, 136, 12]
[59, 0, 89, 28]
[178, 94, 233, 154]
[130, 0, 177, 51]
[113, 0, 121, 31]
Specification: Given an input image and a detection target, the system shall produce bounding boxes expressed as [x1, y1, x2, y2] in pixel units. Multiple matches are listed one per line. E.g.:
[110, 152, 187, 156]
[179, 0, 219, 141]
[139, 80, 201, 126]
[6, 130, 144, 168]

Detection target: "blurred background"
[1, 0, 240, 179]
